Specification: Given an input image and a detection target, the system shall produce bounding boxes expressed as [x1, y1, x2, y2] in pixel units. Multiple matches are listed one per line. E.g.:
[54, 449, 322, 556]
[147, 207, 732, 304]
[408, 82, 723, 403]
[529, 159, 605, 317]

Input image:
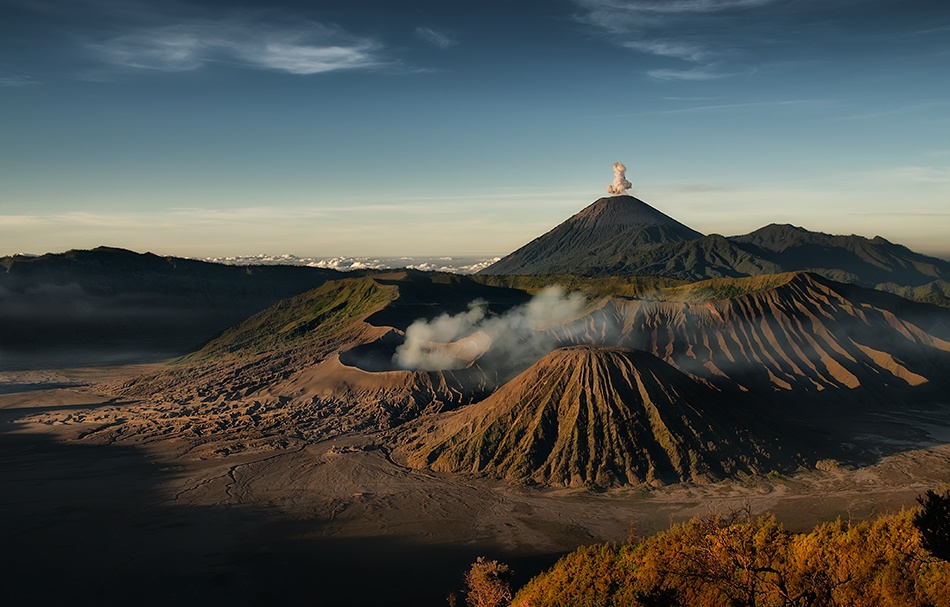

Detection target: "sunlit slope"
[556, 272, 950, 398]
[395, 346, 785, 487]
[182, 276, 399, 362]
[116, 272, 530, 427]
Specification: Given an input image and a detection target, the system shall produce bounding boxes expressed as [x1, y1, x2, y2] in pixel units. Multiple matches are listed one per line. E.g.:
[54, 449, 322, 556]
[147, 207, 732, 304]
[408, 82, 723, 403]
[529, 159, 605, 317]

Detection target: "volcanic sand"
[2, 364, 950, 606]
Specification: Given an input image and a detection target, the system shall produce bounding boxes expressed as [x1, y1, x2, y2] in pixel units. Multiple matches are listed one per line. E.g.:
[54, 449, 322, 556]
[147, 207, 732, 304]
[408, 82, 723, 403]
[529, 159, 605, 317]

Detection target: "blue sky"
[2, 0, 949, 259]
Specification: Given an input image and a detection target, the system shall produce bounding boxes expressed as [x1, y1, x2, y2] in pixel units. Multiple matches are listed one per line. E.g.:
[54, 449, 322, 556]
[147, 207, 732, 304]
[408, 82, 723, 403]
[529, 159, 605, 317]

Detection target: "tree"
[656, 509, 793, 606]
[463, 556, 513, 607]
[913, 488, 950, 562]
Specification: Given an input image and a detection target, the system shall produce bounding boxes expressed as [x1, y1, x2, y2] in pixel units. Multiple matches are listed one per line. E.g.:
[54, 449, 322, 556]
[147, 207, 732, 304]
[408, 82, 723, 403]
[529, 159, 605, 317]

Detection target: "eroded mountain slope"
[555, 272, 950, 400]
[393, 346, 788, 488]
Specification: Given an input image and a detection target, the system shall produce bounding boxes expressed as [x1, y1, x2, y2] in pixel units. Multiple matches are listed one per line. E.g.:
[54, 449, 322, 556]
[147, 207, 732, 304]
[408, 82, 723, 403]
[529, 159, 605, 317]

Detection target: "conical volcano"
[480, 195, 703, 276]
[394, 346, 783, 487]
[567, 195, 701, 234]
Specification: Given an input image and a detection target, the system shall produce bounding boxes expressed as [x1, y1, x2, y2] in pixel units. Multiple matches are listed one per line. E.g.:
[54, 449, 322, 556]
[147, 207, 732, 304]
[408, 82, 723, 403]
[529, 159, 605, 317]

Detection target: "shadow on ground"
[0, 424, 558, 607]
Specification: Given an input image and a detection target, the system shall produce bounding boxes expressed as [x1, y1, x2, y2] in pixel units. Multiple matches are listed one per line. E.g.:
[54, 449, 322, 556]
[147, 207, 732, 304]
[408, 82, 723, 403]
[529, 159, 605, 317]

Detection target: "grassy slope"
[876, 279, 950, 308]
[180, 276, 398, 361]
[471, 274, 686, 298]
[652, 271, 802, 301]
[473, 272, 811, 303]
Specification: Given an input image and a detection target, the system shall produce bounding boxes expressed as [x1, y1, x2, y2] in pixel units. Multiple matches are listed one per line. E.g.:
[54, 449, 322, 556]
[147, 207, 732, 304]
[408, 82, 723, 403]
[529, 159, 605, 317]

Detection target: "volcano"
[479, 195, 704, 276]
[393, 346, 784, 488]
[479, 195, 950, 295]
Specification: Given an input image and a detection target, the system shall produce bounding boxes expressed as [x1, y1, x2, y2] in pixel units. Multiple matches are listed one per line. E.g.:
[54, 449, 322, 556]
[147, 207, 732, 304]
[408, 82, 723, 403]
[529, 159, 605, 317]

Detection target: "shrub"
[463, 556, 513, 607]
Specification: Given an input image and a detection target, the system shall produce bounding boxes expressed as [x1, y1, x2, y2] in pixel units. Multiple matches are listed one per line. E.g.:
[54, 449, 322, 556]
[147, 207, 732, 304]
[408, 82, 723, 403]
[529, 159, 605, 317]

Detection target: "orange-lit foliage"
[514, 509, 950, 607]
[464, 556, 514, 607]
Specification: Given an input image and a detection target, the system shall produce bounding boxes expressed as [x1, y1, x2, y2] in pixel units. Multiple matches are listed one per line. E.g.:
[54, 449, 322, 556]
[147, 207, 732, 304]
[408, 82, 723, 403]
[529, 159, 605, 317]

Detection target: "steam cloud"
[606, 162, 632, 195]
[394, 286, 587, 372]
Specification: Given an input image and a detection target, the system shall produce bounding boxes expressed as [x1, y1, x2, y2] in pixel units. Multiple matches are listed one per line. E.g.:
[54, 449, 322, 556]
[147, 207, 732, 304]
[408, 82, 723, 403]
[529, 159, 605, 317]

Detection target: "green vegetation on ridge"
[877, 280, 950, 308]
[181, 276, 398, 361]
[474, 271, 803, 303]
[655, 272, 803, 302]
[471, 274, 685, 299]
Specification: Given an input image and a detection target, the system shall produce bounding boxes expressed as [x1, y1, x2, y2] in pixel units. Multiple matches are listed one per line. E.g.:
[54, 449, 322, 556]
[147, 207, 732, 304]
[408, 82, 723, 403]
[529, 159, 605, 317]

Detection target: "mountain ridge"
[480, 196, 950, 295]
[393, 345, 788, 488]
[0, 246, 348, 369]
[481, 196, 704, 276]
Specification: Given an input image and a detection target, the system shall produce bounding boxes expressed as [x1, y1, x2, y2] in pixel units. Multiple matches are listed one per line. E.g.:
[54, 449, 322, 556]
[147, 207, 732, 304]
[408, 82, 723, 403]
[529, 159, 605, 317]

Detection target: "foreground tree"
[913, 488, 950, 562]
[461, 556, 513, 607]
[515, 506, 950, 607]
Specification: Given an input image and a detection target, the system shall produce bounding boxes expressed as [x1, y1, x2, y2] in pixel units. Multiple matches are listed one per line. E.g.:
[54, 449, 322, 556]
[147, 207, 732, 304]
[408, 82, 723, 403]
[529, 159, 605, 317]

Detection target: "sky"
[1, 0, 949, 259]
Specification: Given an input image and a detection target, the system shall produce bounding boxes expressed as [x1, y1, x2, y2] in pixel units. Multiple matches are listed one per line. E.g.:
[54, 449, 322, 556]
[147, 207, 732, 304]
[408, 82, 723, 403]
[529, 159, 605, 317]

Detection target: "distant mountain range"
[480, 195, 950, 303]
[0, 246, 344, 369]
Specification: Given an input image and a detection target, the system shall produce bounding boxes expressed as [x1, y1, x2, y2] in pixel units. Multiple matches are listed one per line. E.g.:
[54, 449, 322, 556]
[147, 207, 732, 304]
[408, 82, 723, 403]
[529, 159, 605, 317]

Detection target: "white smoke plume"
[394, 286, 587, 371]
[606, 162, 632, 195]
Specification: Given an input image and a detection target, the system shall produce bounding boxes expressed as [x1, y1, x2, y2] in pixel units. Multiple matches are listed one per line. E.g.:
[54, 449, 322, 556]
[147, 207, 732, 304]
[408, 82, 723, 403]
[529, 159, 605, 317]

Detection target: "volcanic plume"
[393, 286, 587, 372]
[606, 162, 632, 195]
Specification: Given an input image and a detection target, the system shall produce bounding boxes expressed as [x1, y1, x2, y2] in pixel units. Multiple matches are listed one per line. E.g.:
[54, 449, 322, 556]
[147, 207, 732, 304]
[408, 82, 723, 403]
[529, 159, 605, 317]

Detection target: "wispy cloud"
[874, 166, 950, 185]
[662, 95, 725, 101]
[839, 100, 950, 121]
[623, 39, 715, 62]
[414, 26, 456, 49]
[91, 18, 388, 75]
[575, 0, 779, 27]
[647, 66, 736, 80]
[0, 74, 39, 87]
[0, 202, 446, 231]
[849, 211, 950, 217]
[842, 165, 950, 191]
[613, 98, 830, 116]
[573, 0, 782, 79]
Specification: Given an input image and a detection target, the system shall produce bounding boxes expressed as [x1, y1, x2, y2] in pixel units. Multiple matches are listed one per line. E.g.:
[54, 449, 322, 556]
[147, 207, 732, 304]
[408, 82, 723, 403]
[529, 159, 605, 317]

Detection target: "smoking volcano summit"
[481, 164, 950, 289]
[479, 194, 705, 277]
